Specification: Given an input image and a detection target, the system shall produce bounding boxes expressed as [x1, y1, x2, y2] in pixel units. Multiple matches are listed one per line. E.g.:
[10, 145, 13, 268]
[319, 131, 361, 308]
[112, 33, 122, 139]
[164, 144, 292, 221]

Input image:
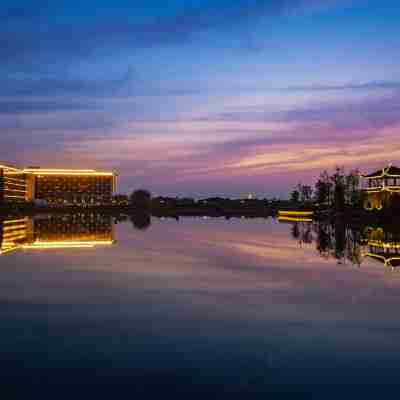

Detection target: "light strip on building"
[23, 169, 115, 176]
[22, 240, 114, 249]
[0, 165, 23, 172]
[3, 219, 28, 224]
[367, 240, 400, 249]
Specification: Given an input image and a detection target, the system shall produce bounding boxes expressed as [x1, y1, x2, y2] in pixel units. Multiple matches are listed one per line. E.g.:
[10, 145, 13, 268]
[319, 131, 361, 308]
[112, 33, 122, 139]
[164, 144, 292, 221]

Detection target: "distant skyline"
[1, 0, 400, 197]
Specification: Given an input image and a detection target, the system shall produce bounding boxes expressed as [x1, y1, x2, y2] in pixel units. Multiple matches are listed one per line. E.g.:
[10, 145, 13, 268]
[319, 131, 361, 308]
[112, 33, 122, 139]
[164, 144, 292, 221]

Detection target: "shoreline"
[0, 203, 396, 224]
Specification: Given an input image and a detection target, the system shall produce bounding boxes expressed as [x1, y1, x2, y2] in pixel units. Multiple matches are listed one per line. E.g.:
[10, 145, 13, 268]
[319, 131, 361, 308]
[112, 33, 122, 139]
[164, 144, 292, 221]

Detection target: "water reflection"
[362, 226, 400, 267]
[130, 213, 151, 231]
[2, 212, 400, 271]
[2, 213, 400, 394]
[0, 213, 114, 255]
[0, 217, 32, 255]
[282, 217, 400, 268]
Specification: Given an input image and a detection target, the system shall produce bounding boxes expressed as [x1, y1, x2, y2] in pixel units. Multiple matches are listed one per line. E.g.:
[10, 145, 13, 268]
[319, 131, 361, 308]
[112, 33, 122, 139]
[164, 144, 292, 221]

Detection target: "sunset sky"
[1, 0, 400, 197]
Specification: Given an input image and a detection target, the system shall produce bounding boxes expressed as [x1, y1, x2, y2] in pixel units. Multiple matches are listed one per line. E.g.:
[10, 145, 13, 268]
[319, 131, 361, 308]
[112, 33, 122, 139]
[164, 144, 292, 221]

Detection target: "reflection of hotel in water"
[0, 217, 33, 255]
[362, 226, 400, 268]
[0, 214, 114, 256]
[279, 215, 400, 269]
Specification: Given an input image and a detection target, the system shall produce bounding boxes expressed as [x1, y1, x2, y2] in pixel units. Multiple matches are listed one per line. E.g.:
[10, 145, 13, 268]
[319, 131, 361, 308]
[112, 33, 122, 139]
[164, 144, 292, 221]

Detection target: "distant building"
[360, 165, 400, 210]
[0, 164, 117, 206]
[23, 168, 117, 205]
[0, 164, 34, 204]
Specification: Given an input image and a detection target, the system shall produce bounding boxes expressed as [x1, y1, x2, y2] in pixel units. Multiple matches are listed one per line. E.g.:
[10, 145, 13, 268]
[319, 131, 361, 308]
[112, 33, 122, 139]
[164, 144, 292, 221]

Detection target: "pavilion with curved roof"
[360, 164, 400, 210]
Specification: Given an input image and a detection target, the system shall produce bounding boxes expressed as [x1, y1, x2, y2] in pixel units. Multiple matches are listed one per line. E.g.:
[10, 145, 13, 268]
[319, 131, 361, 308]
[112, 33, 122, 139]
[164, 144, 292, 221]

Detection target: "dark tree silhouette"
[290, 189, 300, 203]
[334, 220, 346, 261]
[330, 167, 345, 209]
[130, 213, 151, 230]
[314, 171, 333, 206]
[130, 189, 152, 208]
[291, 223, 300, 239]
[296, 184, 313, 203]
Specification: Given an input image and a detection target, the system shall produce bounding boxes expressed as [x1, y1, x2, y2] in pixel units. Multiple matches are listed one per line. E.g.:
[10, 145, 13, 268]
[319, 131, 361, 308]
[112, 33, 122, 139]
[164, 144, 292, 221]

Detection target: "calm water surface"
[1, 214, 400, 397]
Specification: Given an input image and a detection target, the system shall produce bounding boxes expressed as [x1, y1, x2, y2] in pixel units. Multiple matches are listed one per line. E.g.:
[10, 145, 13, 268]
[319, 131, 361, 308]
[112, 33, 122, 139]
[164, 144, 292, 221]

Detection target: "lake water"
[1, 214, 400, 397]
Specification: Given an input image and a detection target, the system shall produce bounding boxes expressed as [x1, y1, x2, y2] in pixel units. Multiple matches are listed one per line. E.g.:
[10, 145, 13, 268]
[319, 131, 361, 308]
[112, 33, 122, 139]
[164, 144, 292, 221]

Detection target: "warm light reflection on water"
[1, 214, 400, 395]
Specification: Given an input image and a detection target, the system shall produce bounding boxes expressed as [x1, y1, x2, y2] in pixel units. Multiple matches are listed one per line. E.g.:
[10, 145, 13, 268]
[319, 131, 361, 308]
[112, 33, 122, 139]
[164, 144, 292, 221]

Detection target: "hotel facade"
[0, 165, 117, 206]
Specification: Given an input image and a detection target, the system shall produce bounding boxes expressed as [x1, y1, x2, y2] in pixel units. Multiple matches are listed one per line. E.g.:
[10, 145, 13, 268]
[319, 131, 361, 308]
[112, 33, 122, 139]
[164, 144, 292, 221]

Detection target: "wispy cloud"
[0, 0, 342, 65]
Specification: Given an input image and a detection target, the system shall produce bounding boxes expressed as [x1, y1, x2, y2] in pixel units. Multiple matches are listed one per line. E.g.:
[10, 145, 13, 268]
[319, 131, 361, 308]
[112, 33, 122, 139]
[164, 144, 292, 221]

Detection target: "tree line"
[290, 167, 361, 209]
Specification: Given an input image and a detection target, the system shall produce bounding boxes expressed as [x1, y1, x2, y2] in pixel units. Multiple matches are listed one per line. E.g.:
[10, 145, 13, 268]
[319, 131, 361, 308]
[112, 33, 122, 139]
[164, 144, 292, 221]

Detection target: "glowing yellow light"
[367, 240, 400, 249]
[23, 168, 116, 177]
[3, 230, 28, 238]
[278, 210, 314, 216]
[278, 216, 313, 222]
[0, 246, 20, 255]
[363, 253, 400, 268]
[3, 189, 27, 194]
[3, 227, 27, 234]
[22, 240, 114, 249]
[3, 222, 27, 228]
[24, 168, 96, 172]
[0, 165, 23, 172]
[3, 219, 28, 224]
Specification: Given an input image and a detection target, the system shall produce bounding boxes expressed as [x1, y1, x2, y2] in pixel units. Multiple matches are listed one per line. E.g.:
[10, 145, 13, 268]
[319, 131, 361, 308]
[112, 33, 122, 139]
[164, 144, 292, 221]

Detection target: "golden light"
[278, 216, 314, 222]
[367, 240, 400, 250]
[278, 210, 314, 216]
[23, 168, 116, 177]
[22, 240, 115, 249]
[363, 253, 400, 268]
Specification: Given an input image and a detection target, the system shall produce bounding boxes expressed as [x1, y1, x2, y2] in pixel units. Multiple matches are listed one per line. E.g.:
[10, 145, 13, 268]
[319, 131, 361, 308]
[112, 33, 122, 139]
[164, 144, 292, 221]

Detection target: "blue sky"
[1, 0, 400, 197]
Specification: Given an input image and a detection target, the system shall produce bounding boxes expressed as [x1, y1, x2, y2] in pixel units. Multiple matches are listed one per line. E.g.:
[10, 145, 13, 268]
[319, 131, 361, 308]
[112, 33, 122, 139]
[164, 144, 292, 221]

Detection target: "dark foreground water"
[1, 214, 400, 397]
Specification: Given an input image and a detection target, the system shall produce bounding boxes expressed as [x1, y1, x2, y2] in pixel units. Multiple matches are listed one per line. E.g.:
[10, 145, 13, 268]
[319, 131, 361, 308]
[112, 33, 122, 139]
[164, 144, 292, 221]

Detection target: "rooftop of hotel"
[1, 164, 117, 176]
[0, 164, 23, 172]
[23, 167, 117, 176]
[362, 165, 400, 179]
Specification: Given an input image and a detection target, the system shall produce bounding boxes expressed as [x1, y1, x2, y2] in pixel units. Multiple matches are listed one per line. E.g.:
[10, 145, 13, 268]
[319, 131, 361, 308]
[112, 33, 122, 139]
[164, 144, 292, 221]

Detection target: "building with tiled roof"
[360, 164, 400, 210]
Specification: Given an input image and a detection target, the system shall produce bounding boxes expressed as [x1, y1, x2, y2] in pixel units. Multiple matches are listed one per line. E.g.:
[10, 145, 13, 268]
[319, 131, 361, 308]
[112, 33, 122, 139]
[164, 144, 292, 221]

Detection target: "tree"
[290, 189, 300, 203]
[130, 213, 151, 230]
[130, 189, 152, 208]
[330, 167, 345, 209]
[345, 169, 360, 207]
[314, 170, 333, 205]
[291, 223, 300, 239]
[297, 184, 313, 203]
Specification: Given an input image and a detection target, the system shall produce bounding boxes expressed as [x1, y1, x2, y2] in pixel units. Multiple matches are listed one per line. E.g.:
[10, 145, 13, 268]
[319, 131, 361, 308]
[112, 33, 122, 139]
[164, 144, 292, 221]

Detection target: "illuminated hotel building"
[361, 165, 400, 210]
[23, 168, 117, 205]
[0, 164, 117, 206]
[0, 165, 34, 204]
